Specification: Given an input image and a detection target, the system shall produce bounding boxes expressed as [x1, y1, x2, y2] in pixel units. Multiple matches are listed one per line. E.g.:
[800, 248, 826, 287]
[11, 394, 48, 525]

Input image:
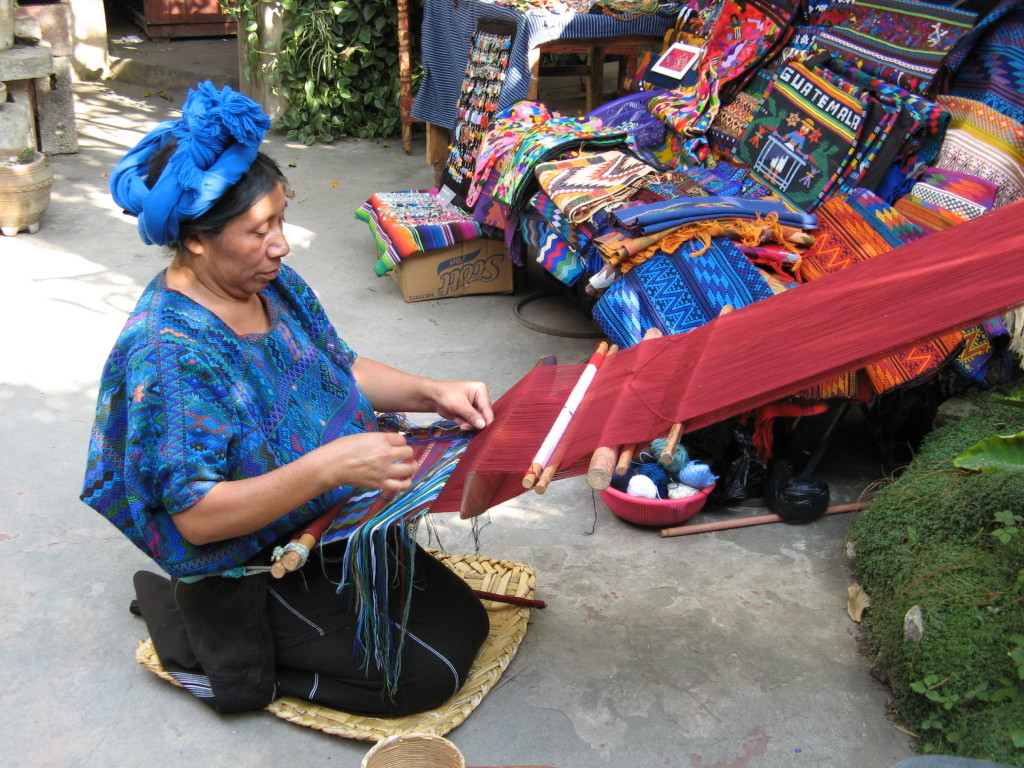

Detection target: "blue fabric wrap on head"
[109, 81, 273, 246]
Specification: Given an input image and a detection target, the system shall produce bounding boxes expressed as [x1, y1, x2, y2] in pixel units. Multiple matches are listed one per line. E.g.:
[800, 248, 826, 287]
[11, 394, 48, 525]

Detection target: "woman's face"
[184, 182, 290, 298]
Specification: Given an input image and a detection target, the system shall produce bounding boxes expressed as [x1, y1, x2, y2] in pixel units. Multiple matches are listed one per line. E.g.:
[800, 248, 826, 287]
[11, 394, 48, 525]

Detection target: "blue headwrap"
[110, 81, 273, 246]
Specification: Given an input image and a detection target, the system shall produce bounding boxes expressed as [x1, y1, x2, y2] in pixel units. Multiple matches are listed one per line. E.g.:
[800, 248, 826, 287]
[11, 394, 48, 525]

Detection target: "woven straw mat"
[135, 550, 537, 741]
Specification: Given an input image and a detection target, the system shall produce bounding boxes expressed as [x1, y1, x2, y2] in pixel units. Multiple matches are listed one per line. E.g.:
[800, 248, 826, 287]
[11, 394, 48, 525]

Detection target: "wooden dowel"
[534, 462, 557, 494]
[587, 445, 619, 490]
[660, 422, 683, 465]
[473, 590, 547, 609]
[660, 502, 868, 538]
[615, 443, 637, 475]
[270, 533, 316, 578]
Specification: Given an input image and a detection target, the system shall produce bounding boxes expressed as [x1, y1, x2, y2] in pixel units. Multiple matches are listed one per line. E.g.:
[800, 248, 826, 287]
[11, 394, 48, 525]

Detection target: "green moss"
[849, 384, 1024, 765]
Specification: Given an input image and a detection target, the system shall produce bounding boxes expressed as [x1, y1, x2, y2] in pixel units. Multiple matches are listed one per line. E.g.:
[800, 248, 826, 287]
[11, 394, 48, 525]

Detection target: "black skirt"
[132, 541, 490, 715]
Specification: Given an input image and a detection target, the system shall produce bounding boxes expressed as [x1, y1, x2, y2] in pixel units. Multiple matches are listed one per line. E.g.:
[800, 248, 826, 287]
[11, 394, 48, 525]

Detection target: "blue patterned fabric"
[592, 237, 776, 348]
[81, 265, 376, 578]
[412, 0, 674, 129]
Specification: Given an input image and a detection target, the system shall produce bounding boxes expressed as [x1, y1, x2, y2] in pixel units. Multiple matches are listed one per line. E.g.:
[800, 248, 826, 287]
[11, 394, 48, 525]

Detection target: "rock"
[903, 604, 925, 643]
[13, 15, 41, 44]
[933, 398, 978, 429]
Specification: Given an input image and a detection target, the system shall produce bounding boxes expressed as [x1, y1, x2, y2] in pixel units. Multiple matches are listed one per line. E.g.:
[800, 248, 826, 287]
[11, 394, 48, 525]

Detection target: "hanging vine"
[221, 0, 421, 143]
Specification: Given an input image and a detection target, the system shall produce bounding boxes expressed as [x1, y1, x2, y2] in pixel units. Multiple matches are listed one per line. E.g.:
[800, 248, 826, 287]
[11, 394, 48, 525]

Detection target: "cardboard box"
[390, 238, 516, 302]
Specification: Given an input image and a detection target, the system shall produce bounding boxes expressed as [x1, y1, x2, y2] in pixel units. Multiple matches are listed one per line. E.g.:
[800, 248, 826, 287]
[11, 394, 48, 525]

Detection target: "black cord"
[512, 289, 606, 338]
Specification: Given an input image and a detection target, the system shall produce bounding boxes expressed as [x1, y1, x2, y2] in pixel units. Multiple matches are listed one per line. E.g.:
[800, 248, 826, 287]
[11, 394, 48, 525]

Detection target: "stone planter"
[0, 149, 54, 236]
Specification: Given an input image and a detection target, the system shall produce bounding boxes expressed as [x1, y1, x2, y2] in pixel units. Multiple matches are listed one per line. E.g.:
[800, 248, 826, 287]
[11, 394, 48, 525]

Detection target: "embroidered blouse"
[81, 263, 376, 578]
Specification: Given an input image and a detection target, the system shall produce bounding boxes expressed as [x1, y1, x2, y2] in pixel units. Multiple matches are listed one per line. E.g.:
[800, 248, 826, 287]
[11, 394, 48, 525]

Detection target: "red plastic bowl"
[600, 483, 715, 527]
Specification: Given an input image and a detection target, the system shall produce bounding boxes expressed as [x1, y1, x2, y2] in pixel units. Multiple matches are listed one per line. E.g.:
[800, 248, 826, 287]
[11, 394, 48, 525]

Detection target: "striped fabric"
[355, 190, 484, 276]
[411, 0, 673, 129]
[810, 0, 977, 96]
[934, 94, 1024, 209]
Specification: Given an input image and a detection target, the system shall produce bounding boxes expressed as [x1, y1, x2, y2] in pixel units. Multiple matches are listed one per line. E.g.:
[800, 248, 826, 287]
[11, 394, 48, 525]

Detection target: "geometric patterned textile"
[810, 0, 977, 96]
[934, 94, 1024, 209]
[591, 236, 776, 348]
[535, 150, 657, 224]
[355, 190, 484, 276]
[944, 0, 1024, 124]
[799, 189, 962, 394]
[529, 190, 587, 251]
[908, 167, 999, 221]
[80, 265, 378, 579]
[800, 188, 927, 282]
[648, 0, 799, 163]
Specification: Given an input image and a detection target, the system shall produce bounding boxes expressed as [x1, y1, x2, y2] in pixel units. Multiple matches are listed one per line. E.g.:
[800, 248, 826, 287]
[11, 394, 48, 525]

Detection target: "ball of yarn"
[650, 437, 689, 475]
[610, 470, 631, 493]
[667, 482, 699, 499]
[679, 460, 718, 490]
[633, 462, 672, 498]
[626, 474, 659, 498]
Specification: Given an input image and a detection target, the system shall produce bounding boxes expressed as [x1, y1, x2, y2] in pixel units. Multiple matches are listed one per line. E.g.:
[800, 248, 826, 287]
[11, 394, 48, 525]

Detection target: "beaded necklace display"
[441, 21, 516, 205]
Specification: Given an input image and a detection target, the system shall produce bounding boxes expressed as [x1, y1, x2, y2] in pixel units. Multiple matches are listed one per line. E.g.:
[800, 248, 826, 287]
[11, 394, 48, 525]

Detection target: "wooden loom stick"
[659, 502, 868, 538]
[523, 341, 610, 489]
[270, 500, 346, 578]
[615, 443, 637, 475]
[586, 445, 619, 490]
[538, 344, 619, 494]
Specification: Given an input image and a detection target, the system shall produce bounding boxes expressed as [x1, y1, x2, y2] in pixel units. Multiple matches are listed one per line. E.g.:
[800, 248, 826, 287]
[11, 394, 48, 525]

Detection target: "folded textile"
[355, 190, 484, 276]
[592, 236, 776, 348]
[529, 191, 588, 251]
[612, 195, 817, 234]
[908, 167, 999, 221]
[520, 207, 587, 285]
[810, 0, 977, 96]
[933, 94, 1024, 209]
[535, 151, 657, 224]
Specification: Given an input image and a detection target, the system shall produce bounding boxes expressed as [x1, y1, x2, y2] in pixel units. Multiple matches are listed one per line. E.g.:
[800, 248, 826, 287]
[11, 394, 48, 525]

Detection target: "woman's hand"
[171, 431, 416, 545]
[352, 357, 493, 431]
[316, 431, 416, 492]
[427, 379, 494, 431]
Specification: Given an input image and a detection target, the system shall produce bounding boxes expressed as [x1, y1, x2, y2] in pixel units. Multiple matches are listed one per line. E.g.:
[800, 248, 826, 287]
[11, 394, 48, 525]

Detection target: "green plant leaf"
[953, 432, 1024, 471]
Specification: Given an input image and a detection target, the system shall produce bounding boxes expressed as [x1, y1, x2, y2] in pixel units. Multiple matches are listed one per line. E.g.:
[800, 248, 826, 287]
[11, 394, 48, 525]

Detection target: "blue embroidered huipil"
[81, 264, 376, 578]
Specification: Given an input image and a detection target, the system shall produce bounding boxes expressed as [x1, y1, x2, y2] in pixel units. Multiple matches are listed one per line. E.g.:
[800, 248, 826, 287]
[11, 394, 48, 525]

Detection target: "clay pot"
[0, 149, 53, 236]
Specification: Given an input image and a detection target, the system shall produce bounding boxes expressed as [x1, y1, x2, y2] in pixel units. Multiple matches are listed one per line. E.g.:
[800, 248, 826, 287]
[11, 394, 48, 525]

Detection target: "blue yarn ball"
[633, 462, 672, 498]
[679, 460, 718, 490]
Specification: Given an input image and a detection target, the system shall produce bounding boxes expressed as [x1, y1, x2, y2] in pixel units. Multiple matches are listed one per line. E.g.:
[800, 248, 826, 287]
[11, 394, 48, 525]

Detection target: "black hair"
[146, 139, 290, 248]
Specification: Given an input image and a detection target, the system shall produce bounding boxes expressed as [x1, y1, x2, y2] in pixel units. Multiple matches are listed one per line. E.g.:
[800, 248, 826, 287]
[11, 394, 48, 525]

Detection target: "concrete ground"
[1, 24, 919, 768]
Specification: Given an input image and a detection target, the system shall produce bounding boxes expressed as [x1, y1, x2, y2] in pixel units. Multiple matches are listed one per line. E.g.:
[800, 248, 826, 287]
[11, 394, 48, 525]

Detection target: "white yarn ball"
[667, 482, 699, 499]
[626, 474, 659, 498]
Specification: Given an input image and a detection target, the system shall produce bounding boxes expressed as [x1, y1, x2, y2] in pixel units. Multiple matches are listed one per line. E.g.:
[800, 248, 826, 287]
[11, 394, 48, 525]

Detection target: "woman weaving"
[81, 82, 492, 716]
